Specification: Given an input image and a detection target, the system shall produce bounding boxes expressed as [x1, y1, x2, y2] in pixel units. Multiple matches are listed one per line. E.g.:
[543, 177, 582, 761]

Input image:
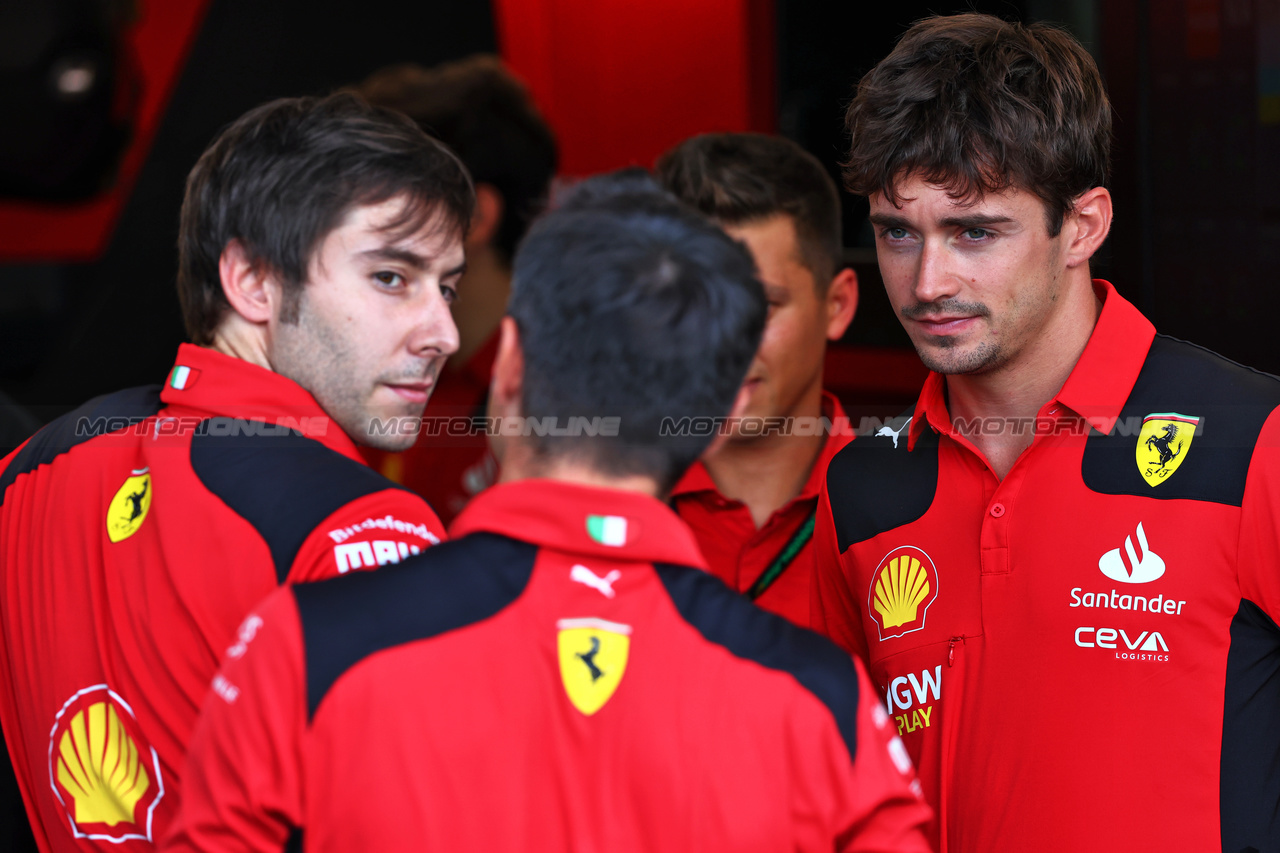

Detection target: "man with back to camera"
[658, 132, 858, 628]
[160, 174, 934, 853]
[812, 12, 1280, 852]
[356, 55, 558, 524]
[0, 93, 471, 850]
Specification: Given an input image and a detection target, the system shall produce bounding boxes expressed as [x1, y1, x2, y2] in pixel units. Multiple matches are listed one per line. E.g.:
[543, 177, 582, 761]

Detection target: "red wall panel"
[493, 0, 776, 176]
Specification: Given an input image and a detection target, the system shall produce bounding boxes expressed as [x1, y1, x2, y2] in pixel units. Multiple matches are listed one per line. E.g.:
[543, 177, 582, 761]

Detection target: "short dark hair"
[177, 92, 474, 346]
[656, 133, 842, 286]
[508, 172, 766, 492]
[844, 13, 1111, 236]
[356, 55, 558, 263]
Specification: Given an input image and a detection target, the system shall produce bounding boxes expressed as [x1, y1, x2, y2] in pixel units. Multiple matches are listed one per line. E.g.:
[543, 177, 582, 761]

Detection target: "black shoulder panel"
[190, 421, 407, 583]
[0, 385, 162, 507]
[827, 411, 940, 552]
[653, 562, 861, 761]
[1081, 335, 1280, 506]
[1220, 598, 1280, 853]
[295, 532, 537, 720]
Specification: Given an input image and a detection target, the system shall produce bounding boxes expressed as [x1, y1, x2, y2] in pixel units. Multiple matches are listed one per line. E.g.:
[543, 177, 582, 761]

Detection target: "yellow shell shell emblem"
[106, 469, 151, 543]
[868, 546, 940, 641]
[48, 685, 163, 842]
[557, 618, 631, 716]
[1136, 413, 1199, 487]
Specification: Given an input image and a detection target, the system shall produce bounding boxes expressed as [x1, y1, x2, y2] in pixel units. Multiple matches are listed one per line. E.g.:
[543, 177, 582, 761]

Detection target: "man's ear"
[824, 266, 858, 341]
[1063, 187, 1113, 269]
[489, 316, 524, 416]
[218, 240, 276, 325]
[466, 184, 505, 250]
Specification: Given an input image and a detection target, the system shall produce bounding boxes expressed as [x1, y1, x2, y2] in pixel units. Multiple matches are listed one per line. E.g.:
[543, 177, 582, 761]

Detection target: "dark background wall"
[0, 0, 495, 432]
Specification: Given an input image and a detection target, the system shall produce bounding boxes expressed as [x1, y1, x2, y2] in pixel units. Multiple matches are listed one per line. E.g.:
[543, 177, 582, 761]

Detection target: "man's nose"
[912, 239, 960, 304]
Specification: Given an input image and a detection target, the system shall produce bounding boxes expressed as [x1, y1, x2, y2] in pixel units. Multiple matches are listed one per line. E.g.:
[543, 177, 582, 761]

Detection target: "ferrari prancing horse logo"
[106, 469, 152, 543]
[1135, 413, 1199, 487]
[557, 618, 631, 716]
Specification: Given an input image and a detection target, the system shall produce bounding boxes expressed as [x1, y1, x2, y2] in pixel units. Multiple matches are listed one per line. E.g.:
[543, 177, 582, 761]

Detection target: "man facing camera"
[162, 174, 931, 853]
[0, 93, 468, 850]
[814, 13, 1280, 853]
[658, 133, 857, 628]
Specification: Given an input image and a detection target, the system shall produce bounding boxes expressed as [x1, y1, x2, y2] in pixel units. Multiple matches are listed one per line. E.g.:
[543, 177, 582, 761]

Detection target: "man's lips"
[384, 381, 433, 404]
[911, 315, 979, 335]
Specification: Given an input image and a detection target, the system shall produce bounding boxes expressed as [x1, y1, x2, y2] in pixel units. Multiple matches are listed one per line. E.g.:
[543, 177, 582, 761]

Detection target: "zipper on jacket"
[948, 636, 964, 667]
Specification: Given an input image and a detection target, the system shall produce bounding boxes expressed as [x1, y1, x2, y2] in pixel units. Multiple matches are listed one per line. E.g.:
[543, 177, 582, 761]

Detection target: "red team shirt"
[164, 479, 933, 853]
[813, 281, 1280, 852]
[672, 392, 853, 628]
[0, 344, 444, 851]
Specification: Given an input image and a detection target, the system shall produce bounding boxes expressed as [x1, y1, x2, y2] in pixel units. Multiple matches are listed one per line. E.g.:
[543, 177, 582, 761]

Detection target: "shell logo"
[868, 546, 940, 641]
[48, 685, 163, 843]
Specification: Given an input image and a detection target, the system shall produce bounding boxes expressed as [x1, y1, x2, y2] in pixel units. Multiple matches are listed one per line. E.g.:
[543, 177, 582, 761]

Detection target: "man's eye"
[374, 271, 404, 288]
[441, 284, 458, 304]
[886, 227, 908, 240]
[964, 228, 989, 240]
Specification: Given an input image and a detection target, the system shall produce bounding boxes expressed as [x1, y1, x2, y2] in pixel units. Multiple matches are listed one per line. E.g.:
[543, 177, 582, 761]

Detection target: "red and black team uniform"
[812, 280, 1280, 852]
[164, 479, 933, 853]
[672, 392, 853, 628]
[0, 344, 445, 852]
[365, 330, 499, 526]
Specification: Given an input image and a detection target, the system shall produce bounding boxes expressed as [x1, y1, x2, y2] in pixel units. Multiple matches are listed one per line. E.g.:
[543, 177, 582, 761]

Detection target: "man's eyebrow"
[868, 212, 912, 229]
[443, 260, 467, 279]
[357, 246, 428, 269]
[939, 213, 1015, 228]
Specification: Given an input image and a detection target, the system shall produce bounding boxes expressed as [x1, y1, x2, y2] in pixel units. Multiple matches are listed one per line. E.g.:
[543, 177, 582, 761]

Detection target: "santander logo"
[1098, 522, 1166, 584]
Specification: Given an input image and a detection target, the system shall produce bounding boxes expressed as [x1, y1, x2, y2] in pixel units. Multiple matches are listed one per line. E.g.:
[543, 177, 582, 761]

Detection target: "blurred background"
[0, 0, 1274, 439]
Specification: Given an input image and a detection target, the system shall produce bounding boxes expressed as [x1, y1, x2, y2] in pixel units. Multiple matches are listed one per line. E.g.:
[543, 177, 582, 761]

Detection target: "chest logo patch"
[1136, 413, 1199, 487]
[106, 469, 151, 543]
[868, 546, 940, 641]
[1099, 522, 1166, 583]
[557, 618, 631, 715]
[48, 685, 164, 843]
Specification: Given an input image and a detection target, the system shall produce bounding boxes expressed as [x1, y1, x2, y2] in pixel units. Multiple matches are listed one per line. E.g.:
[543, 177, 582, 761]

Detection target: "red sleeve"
[1238, 408, 1280, 620]
[287, 487, 447, 583]
[834, 659, 934, 853]
[160, 589, 306, 853]
[812, 481, 871, 663]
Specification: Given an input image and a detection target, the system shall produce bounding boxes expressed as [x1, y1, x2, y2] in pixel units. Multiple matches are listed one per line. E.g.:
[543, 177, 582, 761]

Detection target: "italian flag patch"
[168, 365, 199, 390]
[586, 515, 628, 547]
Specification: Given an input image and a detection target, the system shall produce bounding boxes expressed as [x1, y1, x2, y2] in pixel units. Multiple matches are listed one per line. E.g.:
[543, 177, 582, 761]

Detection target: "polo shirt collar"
[159, 343, 365, 462]
[451, 478, 708, 569]
[908, 280, 1155, 447]
[671, 391, 853, 502]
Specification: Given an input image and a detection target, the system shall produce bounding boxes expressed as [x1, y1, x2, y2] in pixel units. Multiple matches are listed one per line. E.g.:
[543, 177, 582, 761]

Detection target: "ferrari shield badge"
[557, 617, 631, 716]
[106, 469, 152, 543]
[1135, 413, 1199, 487]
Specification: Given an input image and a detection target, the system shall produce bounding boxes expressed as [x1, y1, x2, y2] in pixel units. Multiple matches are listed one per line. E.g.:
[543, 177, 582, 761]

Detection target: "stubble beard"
[273, 299, 426, 452]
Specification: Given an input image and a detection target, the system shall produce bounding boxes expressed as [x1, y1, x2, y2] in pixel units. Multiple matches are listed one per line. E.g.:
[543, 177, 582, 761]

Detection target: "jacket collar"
[160, 343, 365, 461]
[452, 478, 708, 569]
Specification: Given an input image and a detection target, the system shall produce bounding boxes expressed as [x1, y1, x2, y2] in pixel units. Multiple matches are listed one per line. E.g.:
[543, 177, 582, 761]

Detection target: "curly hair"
[844, 13, 1111, 236]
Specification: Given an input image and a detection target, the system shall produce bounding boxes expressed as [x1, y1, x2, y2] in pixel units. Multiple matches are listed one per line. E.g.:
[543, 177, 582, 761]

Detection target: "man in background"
[658, 133, 857, 627]
[162, 173, 931, 853]
[0, 93, 469, 849]
[357, 55, 558, 524]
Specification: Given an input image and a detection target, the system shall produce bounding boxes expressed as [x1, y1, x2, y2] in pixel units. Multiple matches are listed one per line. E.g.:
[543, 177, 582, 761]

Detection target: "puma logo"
[876, 417, 912, 449]
[577, 636, 605, 682]
[570, 564, 621, 598]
